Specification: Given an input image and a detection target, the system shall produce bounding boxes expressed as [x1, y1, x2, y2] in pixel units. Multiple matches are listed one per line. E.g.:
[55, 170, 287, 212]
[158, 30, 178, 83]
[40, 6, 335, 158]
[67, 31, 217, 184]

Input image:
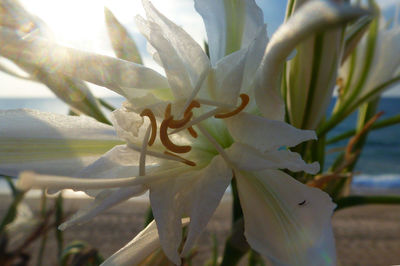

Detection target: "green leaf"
[335, 195, 400, 211]
[104, 7, 143, 64]
[0, 189, 25, 235]
[55, 194, 64, 258]
[327, 113, 400, 144]
[319, 75, 400, 137]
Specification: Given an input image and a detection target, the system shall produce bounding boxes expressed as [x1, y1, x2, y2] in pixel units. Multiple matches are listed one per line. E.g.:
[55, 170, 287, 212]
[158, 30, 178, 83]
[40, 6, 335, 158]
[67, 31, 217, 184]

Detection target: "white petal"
[0, 27, 169, 96]
[213, 49, 248, 104]
[136, 16, 193, 99]
[226, 112, 316, 152]
[241, 25, 268, 92]
[141, 0, 210, 88]
[59, 186, 146, 231]
[255, 1, 367, 120]
[149, 156, 231, 263]
[101, 218, 190, 266]
[0, 109, 121, 176]
[77, 145, 145, 179]
[236, 170, 336, 266]
[194, 0, 264, 65]
[101, 220, 159, 266]
[227, 143, 319, 174]
[110, 108, 144, 143]
[104, 7, 143, 64]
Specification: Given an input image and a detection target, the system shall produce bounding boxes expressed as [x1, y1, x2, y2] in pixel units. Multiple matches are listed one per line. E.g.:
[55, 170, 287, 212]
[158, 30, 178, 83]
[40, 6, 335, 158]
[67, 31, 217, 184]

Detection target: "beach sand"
[1, 193, 400, 266]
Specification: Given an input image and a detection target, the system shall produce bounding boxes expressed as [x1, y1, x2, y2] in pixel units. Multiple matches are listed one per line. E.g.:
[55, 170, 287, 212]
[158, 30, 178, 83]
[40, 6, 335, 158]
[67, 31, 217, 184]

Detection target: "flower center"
[138, 93, 250, 167]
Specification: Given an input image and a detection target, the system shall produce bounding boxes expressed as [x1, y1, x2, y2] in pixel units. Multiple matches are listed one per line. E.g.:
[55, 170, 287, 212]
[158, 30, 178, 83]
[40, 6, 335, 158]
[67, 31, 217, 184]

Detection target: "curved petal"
[213, 48, 248, 104]
[236, 170, 336, 266]
[149, 155, 231, 263]
[101, 218, 190, 266]
[104, 7, 143, 64]
[0, 27, 169, 97]
[226, 112, 316, 152]
[59, 186, 146, 231]
[0, 109, 121, 176]
[227, 143, 319, 174]
[194, 0, 264, 64]
[255, 1, 368, 120]
[141, 0, 210, 88]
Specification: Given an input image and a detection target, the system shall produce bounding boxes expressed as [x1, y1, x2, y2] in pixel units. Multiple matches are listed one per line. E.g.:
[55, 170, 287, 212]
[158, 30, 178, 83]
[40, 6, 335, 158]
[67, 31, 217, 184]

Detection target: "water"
[0, 97, 399, 191]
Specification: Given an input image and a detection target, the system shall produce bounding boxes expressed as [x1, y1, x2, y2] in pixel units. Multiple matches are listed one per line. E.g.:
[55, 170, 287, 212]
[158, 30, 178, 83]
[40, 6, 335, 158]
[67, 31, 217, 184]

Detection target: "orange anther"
[164, 103, 172, 119]
[214, 94, 250, 119]
[168, 112, 193, 129]
[140, 109, 157, 146]
[160, 116, 192, 154]
[184, 100, 201, 115]
[164, 151, 196, 166]
[187, 126, 198, 138]
[184, 100, 200, 138]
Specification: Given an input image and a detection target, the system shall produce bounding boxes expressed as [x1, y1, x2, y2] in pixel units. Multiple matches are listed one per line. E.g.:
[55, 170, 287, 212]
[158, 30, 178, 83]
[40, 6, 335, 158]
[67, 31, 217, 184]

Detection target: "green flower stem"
[335, 195, 400, 211]
[220, 180, 247, 265]
[55, 193, 64, 259]
[144, 207, 154, 227]
[220, 218, 249, 266]
[327, 113, 400, 144]
[231, 179, 243, 224]
[0, 190, 25, 234]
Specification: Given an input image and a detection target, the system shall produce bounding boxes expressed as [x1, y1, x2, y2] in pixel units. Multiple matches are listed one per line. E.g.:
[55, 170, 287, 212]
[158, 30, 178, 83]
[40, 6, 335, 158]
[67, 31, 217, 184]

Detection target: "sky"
[0, 0, 399, 98]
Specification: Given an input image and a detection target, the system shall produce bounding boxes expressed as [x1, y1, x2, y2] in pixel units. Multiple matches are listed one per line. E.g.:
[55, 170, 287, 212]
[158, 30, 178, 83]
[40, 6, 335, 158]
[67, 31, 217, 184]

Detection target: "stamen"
[214, 94, 249, 119]
[187, 127, 198, 138]
[160, 116, 192, 153]
[164, 103, 172, 119]
[184, 100, 201, 115]
[168, 112, 193, 129]
[127, 143, 193, 164]
[169, 108, 221, 135]
[179, 69, 208, 118]
[196, 98, 235, 109]
[164, 151, 196, 166]
[139, 125, 152, 176]
[140, 109, 157, 146]
[196, 124, 236, 170]
[184, 100, 200, 138]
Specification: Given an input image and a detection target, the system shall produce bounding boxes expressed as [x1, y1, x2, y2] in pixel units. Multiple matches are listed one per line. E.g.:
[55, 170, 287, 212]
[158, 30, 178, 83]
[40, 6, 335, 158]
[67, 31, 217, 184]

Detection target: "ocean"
[0, 97, 399, 193]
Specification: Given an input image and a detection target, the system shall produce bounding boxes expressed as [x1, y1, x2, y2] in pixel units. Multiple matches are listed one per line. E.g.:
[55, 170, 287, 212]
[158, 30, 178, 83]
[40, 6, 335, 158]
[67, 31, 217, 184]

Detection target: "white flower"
[338, 4, 400, 107]
[1, 0, 367, 265]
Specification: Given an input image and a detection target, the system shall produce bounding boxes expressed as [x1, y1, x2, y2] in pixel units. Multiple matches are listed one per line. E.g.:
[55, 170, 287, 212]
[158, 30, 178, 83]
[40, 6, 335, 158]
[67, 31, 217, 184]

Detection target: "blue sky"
[0, 0, 399, 97]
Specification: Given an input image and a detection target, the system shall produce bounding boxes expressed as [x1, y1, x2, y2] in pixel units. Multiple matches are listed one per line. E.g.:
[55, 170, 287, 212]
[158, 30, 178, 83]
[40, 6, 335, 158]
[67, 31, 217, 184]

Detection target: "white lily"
[338, 3, 400, 108]
[3, 0, 367, 265]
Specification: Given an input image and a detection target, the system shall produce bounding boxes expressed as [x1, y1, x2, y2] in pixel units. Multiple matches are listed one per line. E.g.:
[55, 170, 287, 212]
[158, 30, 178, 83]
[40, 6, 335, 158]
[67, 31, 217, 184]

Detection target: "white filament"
[139, 125, 152, 176]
